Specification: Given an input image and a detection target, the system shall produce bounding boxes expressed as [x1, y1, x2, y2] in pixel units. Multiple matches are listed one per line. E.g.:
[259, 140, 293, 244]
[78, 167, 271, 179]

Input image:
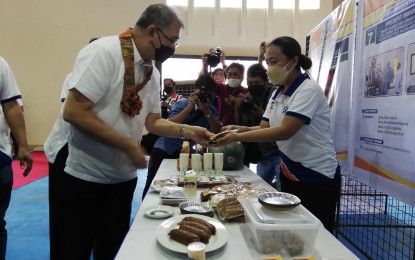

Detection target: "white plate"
[156, 214, 228, 253]
[144, 205, 174, 219]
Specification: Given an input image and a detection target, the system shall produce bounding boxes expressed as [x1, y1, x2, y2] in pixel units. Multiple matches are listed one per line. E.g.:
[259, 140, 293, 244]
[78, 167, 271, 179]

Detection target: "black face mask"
[163, 86, 173, 94]
[248, 85, 266, 97]
[153, 30, 175, 63]
[154, 44, 174, 63]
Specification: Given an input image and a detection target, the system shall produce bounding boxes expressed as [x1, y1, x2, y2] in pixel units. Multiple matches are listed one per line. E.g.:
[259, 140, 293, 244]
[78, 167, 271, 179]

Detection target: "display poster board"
[351, 0, 415, 205]
[308, 0, 415, 206]
[307, 0, 355, 173]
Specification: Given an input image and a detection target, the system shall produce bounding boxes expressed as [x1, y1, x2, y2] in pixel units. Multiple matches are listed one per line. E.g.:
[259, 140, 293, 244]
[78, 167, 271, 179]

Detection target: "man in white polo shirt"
[53, 4, 211, 260]
[0, 56, 32, 260]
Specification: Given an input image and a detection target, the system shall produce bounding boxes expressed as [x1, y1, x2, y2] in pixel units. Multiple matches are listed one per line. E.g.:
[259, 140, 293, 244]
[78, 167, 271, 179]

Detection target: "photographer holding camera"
[201, 49, 248, 126]
[142, 75, 221, 198]
[161, 78, 184, 118]
[230, 63, 281, 190]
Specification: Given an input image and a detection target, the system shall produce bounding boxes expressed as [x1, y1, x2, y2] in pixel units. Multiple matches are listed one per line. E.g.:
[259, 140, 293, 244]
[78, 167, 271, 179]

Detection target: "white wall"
[0, 0, 335, 146]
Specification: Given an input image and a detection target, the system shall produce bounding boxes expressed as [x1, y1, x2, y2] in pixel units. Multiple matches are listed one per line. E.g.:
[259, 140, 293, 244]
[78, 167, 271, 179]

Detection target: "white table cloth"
[116, 159, 358, 260]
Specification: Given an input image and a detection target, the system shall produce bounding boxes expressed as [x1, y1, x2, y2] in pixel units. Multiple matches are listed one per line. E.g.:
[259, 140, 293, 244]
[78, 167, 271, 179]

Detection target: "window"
[299, 0, 320, 10]
[166, 0, 188, 6]
[273, 0, 294, 9]
[194, 0, 214, 7]
[162, 56, 258, 87]
[221, 0, 242, 8]
[247, 0, 268, 9]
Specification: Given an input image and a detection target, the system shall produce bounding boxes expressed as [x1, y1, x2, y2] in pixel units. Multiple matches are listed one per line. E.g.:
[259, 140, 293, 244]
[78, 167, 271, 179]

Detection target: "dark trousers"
[142, 148, 180, 200]
[0, 165, 13, 260]
[51, 170, 137, 260]
[48, 144, 68, 259]
[281, 166, 341, 233]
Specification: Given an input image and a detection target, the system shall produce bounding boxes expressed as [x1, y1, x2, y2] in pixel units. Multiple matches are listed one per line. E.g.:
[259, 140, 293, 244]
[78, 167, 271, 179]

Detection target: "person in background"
[55, 4, 211, 259]
[161, 78, 184, 118]
[211, 68, 226, 84]
[393, 62, 403, 95]
[258, 41, 267, 65]
[44, 37, 100, 259]
[142, 75, 221, 199]
[10, 99, 24, 160]
[213, 36, 341, 233]
[230, 63, 281, 190]
[0, 56, 33, 260]
[201, 54, 247, 126]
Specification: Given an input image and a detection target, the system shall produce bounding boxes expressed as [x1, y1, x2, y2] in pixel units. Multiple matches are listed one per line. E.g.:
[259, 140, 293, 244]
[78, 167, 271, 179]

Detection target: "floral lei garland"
[119, 28, 153, 117]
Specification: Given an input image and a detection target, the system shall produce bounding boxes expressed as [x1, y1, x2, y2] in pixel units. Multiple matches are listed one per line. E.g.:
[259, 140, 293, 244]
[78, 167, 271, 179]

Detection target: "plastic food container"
[160, 186, 187, 205]
[240, 198, 321, 256]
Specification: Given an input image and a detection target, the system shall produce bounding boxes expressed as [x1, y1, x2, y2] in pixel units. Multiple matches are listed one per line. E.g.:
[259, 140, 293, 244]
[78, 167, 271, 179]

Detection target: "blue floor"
[5, 169, 147, 260]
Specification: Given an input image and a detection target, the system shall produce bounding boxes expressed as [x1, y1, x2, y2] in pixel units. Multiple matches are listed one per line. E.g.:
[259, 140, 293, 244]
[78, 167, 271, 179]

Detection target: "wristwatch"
[204, 112, 211, 118]
[179, 126, 186, 139]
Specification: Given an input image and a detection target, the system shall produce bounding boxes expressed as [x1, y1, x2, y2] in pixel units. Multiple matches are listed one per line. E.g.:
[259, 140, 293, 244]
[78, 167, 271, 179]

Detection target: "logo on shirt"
[270, 101, 276, 109]
[283, 105, 289, 114]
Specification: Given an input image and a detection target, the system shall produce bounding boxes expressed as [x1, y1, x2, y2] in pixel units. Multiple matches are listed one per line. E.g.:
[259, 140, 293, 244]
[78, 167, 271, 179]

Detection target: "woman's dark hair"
[194, 75, 216, 92]
[269, 36, 312, 71]
[247, 63, 267, 81]
[136, 4, 184, 30]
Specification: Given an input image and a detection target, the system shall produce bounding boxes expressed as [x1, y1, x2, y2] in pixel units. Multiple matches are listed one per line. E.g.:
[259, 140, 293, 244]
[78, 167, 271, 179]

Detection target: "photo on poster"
[364, 47, 404, 97]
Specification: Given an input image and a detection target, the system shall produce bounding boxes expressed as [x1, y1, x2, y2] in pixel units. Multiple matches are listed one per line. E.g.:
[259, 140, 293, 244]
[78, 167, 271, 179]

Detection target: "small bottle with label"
[181, 141, 190, 154]
[184, 171, 197, 196]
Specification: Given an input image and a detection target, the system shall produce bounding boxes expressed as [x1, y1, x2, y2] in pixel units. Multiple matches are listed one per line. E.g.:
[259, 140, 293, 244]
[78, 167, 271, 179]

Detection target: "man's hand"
[221, 125, 241, 132]
[225, 95, 244, 106]
[127, 145, 148, 169]
[161, 101, 169, 108]
[184, 126, 213, 146]
[208, 131, 238, 147]
[188, 93, 198, 108]
[18, 147, 33, 177]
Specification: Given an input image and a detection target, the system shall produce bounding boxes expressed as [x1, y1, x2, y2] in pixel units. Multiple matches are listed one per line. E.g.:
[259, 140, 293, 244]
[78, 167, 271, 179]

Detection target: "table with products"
[116, 159, 358, 260]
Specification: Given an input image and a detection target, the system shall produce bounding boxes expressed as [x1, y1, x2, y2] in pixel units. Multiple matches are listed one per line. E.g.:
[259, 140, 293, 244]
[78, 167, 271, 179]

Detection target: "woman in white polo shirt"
[218, 36, 341, 233]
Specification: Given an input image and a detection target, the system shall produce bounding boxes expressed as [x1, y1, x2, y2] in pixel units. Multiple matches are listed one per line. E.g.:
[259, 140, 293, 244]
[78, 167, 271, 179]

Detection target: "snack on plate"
[169, 216, 216, 245]
[179, 224, 211, 243]
[216, 196, 244, 220]
[179, 221, 212, 235]
[169, 229, 200, 245]
[182, 216, 216, 235]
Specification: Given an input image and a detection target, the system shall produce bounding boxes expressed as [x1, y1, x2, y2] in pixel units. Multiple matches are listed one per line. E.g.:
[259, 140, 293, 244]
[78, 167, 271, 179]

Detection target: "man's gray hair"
[136, 4, 184, 30]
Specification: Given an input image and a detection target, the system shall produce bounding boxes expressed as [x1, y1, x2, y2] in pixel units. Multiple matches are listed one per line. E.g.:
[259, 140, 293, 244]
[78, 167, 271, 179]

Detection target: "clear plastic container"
[240, 198, 321, 256]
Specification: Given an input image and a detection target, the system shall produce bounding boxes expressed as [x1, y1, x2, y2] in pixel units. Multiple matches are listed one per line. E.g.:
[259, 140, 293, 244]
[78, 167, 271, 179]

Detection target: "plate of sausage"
[156, 214, 228, 253]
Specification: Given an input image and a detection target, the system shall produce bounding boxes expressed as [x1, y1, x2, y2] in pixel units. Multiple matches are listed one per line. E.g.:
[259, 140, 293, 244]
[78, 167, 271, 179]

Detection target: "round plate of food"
[156, 214, 228, 253]
[258, 192, 301, 210]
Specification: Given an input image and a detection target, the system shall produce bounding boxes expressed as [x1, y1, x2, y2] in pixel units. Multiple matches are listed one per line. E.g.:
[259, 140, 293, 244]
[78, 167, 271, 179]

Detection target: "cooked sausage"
[169, 229, 200, 245]
[179, 224, 211, 243]
[182, 216, 216, 235]
[179, 220, 212, 235]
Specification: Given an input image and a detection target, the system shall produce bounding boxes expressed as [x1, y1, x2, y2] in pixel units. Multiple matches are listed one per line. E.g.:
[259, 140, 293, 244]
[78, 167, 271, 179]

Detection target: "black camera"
[207, 47, 222, 67]
[197, 85, 211, 103]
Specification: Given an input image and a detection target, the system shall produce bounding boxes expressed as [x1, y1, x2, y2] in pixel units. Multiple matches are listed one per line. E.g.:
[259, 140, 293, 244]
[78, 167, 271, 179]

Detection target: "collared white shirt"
[263, 74, 338, 180]
[0, 56, 22, 162]
[64, 36, 161, 184]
